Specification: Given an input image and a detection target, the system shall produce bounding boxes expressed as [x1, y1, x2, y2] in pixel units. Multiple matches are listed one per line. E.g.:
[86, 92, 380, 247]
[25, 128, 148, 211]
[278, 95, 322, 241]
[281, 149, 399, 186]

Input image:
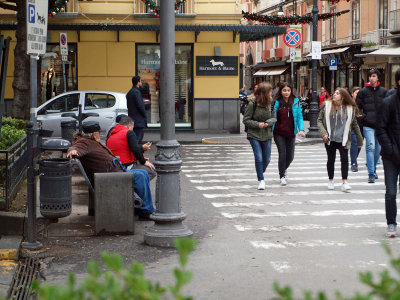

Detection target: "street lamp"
[277, 3, 284, 16]
[144, 0, 192, 247]
[306, 0, 320, 138]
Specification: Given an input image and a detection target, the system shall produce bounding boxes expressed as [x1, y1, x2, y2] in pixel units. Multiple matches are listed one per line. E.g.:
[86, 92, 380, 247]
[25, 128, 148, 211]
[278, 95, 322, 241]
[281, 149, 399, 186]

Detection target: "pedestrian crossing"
[180, 143, 397, 276]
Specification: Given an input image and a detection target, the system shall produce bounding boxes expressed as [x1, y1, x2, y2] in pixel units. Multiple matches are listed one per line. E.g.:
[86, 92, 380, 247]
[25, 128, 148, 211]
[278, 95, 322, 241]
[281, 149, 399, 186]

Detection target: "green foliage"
[362, 42, 377, 48]
[0, 124, 25, 150]
[32, 238, 197, 300]
[274, 242, 400, 300]
[1, 117, 26, 131]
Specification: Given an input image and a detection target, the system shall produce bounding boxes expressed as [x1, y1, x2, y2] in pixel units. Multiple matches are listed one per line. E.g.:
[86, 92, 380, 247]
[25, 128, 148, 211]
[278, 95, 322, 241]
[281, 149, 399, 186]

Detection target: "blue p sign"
[28, 4, 35, 23]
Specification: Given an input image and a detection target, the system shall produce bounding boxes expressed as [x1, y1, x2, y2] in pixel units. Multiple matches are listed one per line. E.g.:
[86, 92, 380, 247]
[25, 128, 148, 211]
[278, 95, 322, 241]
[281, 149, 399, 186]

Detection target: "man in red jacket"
[106, 116, 156, 180]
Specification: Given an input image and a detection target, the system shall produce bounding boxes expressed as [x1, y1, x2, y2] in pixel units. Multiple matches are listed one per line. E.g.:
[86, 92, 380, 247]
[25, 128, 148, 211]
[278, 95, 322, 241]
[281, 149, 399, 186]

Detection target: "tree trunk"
[11, 0, 30, 120]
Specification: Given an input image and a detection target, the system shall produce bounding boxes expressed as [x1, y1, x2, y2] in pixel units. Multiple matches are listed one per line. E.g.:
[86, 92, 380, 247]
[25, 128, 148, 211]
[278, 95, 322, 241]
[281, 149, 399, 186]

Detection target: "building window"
[136, 44, 193, 128]
[379, 0, 388, 44]
[351, 1, 360, 40]
[329, 7, 336, 43]
[273, 34, 279, 49]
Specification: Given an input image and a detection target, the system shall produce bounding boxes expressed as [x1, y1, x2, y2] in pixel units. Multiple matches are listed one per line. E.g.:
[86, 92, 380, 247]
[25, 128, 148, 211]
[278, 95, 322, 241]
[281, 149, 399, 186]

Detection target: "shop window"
[85, 93, 116, 110]
[41, 44, 78, 105]
[136, 44, 193, 128]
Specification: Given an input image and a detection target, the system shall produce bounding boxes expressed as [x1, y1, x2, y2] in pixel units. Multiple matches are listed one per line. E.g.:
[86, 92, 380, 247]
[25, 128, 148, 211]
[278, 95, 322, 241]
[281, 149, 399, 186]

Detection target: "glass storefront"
[41, 44, 78, 105]
[136, 44, 193, 128]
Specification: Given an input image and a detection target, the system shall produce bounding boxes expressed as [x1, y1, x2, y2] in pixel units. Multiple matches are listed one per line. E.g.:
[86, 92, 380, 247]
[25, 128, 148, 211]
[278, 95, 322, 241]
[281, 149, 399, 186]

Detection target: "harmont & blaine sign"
[196, 56, 238, 76]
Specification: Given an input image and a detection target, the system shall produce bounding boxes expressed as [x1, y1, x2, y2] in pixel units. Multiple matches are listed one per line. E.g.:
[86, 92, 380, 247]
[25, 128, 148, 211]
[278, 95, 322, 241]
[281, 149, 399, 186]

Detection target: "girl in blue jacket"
[273, 82, 305, 186]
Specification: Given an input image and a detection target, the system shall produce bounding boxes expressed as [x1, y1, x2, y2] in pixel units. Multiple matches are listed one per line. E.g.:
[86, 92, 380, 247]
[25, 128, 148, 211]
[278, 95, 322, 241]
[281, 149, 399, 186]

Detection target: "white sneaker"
[387, 224, 397, 238]
[327, 181, 335, 190]
[341, 182, 352, 192]
[258, 180, 265, 190]
[280, 177, 287, 186]
[284, 170, 288, 182]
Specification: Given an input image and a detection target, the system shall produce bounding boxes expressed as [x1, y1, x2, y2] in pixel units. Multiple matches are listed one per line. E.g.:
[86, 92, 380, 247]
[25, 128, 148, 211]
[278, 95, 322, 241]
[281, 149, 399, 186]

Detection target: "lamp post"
[144, 0, 192, 247]
[306, 0, 320, 138]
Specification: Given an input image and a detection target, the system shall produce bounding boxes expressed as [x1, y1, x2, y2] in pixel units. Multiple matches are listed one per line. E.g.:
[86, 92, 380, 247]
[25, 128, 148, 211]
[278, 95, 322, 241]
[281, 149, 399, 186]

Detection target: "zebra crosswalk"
[180, 142, 397, 276]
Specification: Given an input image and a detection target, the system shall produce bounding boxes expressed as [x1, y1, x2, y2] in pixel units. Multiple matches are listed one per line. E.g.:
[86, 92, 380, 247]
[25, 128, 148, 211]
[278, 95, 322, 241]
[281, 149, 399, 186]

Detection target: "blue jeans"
[383, 158, 400, 225]
[363, 126, 381, 176]
[249, 138, 272, 181]
[126, 169, 155, 215]
[350, 130, 361, 166]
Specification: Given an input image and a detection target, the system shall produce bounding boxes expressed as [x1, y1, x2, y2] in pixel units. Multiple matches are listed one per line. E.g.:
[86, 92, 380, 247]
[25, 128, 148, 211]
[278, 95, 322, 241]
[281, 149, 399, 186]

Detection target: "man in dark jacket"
[356, 69, 387, 183]
[107, 116, 156, 180]
[67, 121, 155, 218]
[127, 76, 147, 142]
[376, 69, 400, 238]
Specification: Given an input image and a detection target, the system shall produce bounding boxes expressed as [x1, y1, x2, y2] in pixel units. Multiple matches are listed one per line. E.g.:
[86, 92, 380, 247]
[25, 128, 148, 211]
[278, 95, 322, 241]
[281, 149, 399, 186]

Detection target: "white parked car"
[36, 91, 128, 138]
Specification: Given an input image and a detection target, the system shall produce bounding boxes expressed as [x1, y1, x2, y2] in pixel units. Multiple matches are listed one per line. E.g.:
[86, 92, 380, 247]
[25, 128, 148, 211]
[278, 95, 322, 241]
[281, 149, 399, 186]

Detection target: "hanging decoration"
[49, 0, 69, 17]
[328, 0, 351, 4]
[142, 0, 186, 18]
[242, 9, 350, 25]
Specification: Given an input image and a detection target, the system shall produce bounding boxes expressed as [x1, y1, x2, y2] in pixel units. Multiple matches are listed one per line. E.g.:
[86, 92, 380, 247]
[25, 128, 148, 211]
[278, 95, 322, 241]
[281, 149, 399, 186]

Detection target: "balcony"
[134, 0, 196, 17]
[390, 9, 400, 34]
[54, 0, 79, 17]
[270, 48, 283, 58]
[362, 29, 390, 46]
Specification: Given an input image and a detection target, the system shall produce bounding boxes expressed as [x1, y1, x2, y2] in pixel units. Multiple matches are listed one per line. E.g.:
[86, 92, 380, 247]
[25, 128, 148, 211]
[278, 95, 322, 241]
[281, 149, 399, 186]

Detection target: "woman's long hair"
[331, 88, 361, 118]
[254, 82, 273, 107]
[275, 82, 295, 111]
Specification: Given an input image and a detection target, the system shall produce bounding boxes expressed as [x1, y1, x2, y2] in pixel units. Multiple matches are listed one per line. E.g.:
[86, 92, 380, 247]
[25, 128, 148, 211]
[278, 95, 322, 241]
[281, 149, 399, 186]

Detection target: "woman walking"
[317, 88, 363, 192]
[350, 86, 362, 172]
[243, 82, 277, 190]
[273, 82, 305, 186]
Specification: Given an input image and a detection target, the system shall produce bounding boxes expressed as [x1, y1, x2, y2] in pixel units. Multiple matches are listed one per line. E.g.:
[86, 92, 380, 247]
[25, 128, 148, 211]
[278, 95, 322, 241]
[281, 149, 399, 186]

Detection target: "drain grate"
[8, 257, 40, 300]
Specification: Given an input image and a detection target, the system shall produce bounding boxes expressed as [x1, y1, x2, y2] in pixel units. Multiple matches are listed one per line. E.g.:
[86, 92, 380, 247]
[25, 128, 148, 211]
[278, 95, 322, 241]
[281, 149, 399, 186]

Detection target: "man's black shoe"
[375, 174, 379, 179]
[137, 213, 153, 221]
[351, 164, 358, 172]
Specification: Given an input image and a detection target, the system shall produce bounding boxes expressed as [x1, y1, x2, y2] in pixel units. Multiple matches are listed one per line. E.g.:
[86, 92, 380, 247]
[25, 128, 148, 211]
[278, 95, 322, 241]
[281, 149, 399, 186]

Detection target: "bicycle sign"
[283, 29, 302, 48]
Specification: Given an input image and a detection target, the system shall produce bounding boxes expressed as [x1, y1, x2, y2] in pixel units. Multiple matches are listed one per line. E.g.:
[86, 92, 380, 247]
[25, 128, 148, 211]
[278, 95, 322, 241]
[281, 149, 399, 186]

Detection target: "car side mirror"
[61, 112, 77, 119]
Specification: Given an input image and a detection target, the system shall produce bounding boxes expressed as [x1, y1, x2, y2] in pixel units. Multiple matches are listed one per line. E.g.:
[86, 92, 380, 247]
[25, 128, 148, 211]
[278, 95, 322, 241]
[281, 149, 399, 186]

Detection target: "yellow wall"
[194, 33, 239, 99]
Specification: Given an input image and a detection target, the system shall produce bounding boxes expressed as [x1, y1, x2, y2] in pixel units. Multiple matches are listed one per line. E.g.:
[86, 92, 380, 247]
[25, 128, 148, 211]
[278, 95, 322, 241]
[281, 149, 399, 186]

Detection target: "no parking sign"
[283, 28, 302, 48]
[59, 32, 68, 61]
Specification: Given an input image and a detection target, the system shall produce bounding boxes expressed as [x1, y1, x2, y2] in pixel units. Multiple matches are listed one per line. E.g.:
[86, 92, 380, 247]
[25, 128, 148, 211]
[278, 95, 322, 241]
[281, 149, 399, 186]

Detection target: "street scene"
[0, 0, 400, 299]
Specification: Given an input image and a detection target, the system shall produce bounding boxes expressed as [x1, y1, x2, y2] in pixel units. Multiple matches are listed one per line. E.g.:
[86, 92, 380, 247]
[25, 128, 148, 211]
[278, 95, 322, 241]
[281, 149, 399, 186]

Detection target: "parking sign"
[26, 0, 48, 55]
[60, 33, 69, 61]
[329, 58, 338, 70]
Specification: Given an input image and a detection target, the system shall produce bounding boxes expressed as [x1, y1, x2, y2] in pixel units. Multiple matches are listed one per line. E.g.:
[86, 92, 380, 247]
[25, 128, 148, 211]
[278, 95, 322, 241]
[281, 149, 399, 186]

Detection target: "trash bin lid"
[41, 138, 71, 150]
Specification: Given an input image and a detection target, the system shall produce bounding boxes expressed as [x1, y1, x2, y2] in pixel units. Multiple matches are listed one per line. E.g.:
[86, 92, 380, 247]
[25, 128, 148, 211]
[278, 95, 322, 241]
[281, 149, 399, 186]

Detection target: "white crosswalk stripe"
[181, 143, 391, 274]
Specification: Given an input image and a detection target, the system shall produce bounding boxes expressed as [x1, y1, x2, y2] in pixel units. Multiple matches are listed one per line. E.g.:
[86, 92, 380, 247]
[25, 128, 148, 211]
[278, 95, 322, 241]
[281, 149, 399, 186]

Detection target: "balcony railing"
[390, 9, 400, 34]
[362, 29, 390, 46]
[134, 0, 196, 16]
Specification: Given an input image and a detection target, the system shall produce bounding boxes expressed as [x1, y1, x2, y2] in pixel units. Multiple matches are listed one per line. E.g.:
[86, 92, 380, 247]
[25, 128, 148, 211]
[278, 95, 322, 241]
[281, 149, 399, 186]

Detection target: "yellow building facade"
[0, 0, 284, 132]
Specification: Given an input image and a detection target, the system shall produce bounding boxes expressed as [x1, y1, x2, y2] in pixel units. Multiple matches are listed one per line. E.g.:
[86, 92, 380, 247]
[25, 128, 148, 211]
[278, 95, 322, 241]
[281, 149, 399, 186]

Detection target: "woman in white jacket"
[317, 88, 363, 192]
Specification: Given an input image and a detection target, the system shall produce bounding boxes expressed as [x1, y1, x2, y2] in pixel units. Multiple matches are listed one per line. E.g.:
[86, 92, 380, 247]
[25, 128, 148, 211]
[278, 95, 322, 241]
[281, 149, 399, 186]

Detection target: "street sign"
[283, 29, 302, 48]
[290, 48, 296, 61]
[312, 41, 322, 59]
[26, 0, 49, 55]
[60, 32, 68, 58]
[329, 58, 337, 70]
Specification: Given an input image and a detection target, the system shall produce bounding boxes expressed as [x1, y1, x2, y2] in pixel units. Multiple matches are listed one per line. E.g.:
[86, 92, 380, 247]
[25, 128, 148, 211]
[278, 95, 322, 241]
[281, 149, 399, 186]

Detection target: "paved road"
[144, 142, 399, 299]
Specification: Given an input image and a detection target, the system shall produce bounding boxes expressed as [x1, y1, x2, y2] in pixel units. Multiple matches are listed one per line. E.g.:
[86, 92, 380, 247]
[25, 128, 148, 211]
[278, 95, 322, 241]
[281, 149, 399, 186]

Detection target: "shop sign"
[196, 56, 238, 76]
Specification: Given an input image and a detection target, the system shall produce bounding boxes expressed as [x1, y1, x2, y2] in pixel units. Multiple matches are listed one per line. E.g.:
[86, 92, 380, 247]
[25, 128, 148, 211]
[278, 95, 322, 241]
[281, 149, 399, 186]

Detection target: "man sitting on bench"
[66, 121, 155, 219]
[107, 115, 156, 180]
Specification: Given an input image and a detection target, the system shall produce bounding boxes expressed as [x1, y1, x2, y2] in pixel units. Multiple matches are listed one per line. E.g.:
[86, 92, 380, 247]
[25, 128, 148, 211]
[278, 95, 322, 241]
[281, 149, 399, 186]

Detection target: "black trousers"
[274, 134, 296, 178]
[325, 141, 349, 180]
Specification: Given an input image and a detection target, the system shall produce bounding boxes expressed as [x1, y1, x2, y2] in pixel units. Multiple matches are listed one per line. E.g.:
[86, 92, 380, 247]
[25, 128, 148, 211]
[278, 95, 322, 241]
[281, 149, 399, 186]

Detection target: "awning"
[368, 45, 400, 56]
[253, 66, 288, 77]
[306, 46, 349, 57]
